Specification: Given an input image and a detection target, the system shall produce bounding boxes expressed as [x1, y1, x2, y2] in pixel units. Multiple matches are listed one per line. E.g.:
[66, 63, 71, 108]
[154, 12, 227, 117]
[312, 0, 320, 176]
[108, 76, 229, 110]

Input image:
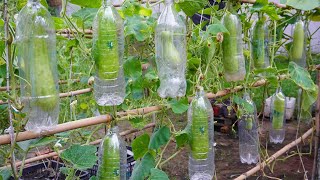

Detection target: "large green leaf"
[149, 126, 170, 150]
[0, 168, 11, 180]
[132, 133, 150, 160]
[119, 0, 152, 18]
[286, 0, 320, 11]
[72, 8, 98, 29]
[176, 0, 208, 16]
[288, 62, 316, 91]
[168, 97, 189, 114]
[131, 153, 156, 180]
[60, 144, 97, 170]
[17, 136, 56, 152]
[206, 24, 229, 36]
[301, 88, 318, 119]
[150, 168, 169, 180]
[233, 95, 254, 114]
[69, 0, 101, 8]
[124, 15, 154, 41]
[124, 56, 142, 81]
[174, 129, 189, 148]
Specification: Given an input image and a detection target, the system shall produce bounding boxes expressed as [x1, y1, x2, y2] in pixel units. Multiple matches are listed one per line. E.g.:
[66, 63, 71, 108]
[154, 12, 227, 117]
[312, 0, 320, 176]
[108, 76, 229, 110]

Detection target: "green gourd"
[222, 12, 239, 74]
[252, 19, 265, 69]
[272, 92, 285, 130]
[92, 6, 120, 80]
[245, 115, 253, 130]
[190, 99, 209, 160]
[161, 31, 181, 67]
[290, 20, 305, 62]
[202, 38, 216, 63]
[97, 133, 121, 180]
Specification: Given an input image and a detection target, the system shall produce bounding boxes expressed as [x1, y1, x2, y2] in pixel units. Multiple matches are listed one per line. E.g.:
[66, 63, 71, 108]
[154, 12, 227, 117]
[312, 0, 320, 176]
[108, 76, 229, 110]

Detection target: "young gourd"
[251, 17, 269, 69]
[290, 19, 307, 67]
[221, 1, 246, 82]
[187, 87, 215, 180]
[16, 0, 59, 133]
[92, 0, 125, 106]
[155, 0, 187, 98]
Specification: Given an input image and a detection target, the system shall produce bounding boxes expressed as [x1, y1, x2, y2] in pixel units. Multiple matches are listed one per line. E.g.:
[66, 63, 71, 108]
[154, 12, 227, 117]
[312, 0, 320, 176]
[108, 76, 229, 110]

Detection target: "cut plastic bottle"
[155, 0, 187, 98]
[187, 87, 215, 180]
[269, 88, 286, 144]
[238, 93, 259, 164]
[92, 0, 125, 106]
[16, 0, 60, 133]
[290, 18, 307, 67]
[221, 2, 246, 82]
[251, 17, 270, 69]
[97, 126, 127, 180]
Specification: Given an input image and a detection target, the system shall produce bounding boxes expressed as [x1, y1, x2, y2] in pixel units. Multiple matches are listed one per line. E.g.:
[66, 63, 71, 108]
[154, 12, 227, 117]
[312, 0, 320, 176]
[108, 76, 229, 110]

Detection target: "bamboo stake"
[234, 128, 314, 180]
[312, 70, 320, 180]
[3, 122, 155, 168]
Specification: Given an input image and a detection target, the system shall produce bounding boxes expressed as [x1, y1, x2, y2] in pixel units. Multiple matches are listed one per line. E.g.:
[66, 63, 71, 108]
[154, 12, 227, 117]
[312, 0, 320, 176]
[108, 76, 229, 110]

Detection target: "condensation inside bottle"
[155, 0, 187, 98]
[269, 88, 286, 144]
[16, 0, 59, 133]
[290, 19, 307, 67]
[187, 88, 215, 180]
[221, 4, 246, 82]
[238, 93, 259, 164]
[92, 1, 125, 106]
[97, 126, 127, 180]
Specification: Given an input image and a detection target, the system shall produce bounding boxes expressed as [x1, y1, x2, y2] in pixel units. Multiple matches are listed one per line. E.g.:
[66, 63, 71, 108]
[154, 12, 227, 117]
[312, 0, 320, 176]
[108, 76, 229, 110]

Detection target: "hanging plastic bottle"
[97, 125, 127, 180]
[155, 0, 187, 98]
[238, 93, 259, 164]
[16, 0, 59, 133]
[251, 17, 269, 69]
[269, 88, 286, 144]
[221, 1, 246, 82]
[187, 87, 214, 180]
[92, 0, 125, 106]
[290, 18, 307, 67]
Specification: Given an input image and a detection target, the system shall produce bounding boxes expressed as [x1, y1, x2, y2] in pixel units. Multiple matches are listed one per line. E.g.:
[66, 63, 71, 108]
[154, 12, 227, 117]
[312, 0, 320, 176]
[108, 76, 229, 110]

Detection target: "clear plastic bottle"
[16, 0, 59, 133]
[251, 17, 270, 69]
[92, 0, 125, 106]
[238, 93, 259, 164]
[221, 2, 246, 82]
[290, 18, 307, 67]
[269, 88, 286, 144]
[97, 126, 127, 180]
[155, 0, 187, 98]
[187, 87, 214, 180]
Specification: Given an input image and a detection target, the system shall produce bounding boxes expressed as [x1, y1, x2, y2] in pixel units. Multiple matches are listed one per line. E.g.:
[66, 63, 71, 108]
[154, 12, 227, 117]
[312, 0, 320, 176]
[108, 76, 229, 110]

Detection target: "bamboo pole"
[0, 74, 287, 145]
[234, 128, 314, 180]
[3, 123, 156, 168]
[312, 70, 320, 180]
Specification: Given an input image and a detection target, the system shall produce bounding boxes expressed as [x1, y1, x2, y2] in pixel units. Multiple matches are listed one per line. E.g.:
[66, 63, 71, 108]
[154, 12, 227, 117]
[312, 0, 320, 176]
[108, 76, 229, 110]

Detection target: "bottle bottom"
[240, 153, 259, 164]
[190, 173, 213, 180]
[94, 76, 125, 106]
[95, 93, 125, 106]
[158, 77, 186, 98]
[269, 129, 285, 144]
[239, 144, 259, 164]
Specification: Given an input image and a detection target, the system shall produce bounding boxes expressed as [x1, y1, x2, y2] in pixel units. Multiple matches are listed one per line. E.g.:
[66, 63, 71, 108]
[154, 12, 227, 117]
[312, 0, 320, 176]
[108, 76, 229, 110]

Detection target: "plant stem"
[159, 148, 183, 168]
[155, 138, 171, 168]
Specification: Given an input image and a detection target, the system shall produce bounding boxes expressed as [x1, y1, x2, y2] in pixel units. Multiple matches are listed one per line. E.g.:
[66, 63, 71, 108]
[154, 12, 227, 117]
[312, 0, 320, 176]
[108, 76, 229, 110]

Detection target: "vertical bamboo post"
[312, 70, 320, 180]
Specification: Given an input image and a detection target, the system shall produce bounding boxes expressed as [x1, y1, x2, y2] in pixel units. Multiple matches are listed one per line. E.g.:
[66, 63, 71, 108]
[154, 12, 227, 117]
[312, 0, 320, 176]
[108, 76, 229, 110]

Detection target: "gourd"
[272, 92, 286, 130]
[92, 6, 120, 80]
[290, 20, 305, 62]
[222, 12, 239, 74]
[190, 97, 209, 160]
[161, 31, 181, 67]
[202, 38, 216, 63]
[252, 19, 266, 69]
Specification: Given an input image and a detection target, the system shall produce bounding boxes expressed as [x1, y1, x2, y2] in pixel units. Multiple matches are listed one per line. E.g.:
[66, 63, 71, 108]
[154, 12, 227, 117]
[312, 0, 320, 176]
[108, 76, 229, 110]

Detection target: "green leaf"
[53, 17, 67, 30]
[89, 176, 98, 180]
[253, 67, 277, 75]
[176, 0, 208, 16]
[17, 0, 48, 10]
[72, 8, 98, 29]
[286, 0, 320, 11]
[301, 88, 318, 117]
[131, 153, 156, 180]
[129, 117, 149, 129]
[0, 168, 11, 180]
[174, 129, 189, 148]
[119, 1, 152, 17]
[206, 23, 229, 36]
[251, 0, 268, 11]
[60, 144, 98, 170]
[310, 9, 320, 22]
[0, 19, 4, 58]
[17, 136, 56, 152]
[233, 95, 254, 113]
[168, 97, 189, 114]
[150, 168, 169, 180]
[149, 126, 170, 150]
[124, 15, 154, 41]
[288, 62, 316, 91]
[132, 133, 150, 160]
[69, 0, 101, 8]
[124, 56, 142, 81]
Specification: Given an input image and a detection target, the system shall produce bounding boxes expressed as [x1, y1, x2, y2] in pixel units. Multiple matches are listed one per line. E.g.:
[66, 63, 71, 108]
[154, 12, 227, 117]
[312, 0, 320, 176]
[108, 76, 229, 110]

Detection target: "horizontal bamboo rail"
[0, 74, 288, 145]
[234, 127, 314, 180]
[3, 122, 156, 168]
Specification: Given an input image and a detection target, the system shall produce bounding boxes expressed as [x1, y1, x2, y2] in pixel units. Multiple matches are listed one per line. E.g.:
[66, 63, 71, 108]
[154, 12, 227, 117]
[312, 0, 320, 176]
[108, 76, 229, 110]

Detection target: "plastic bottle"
[221, 2, 246, 82]
[238, 93, 259, 164]
[155, 0, 187, 98]
[187, 87, 215, 180]
[92, 0, 125, 106]
[269, 88, 286, 144]
[97, 126, 127, 180]
[16, 0, 59, 133]
[251, 17, 270, 69]
[290, 18, 307, 67]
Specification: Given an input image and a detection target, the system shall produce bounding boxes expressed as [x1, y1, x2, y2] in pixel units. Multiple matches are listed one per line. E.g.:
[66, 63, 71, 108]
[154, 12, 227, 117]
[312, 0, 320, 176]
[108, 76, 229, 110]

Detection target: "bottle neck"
[196, 87, 205, 98]
[28, 0, 40, 3]
[165, 0, 174, 6]
[108, 125, 119, 134]
[102, 0, 112, 6]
